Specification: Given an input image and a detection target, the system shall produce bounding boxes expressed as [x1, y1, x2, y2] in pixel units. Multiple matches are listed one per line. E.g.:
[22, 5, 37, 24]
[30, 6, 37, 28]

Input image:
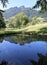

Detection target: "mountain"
[3, 6, 47, 19]
[3, 6, 38, 19]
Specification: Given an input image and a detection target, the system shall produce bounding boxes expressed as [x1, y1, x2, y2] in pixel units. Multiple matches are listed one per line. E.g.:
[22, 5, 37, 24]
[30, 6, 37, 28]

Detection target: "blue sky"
[0, 0, 37, 10]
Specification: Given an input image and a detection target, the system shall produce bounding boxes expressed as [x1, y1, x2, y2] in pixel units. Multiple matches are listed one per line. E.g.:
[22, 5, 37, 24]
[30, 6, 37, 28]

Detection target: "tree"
[0, 0, 8, 28]
[31, 16, 38, 25]
[0, 0, 8, 7]
[33, 0, 47, 13]
[7, 13, 29, 28]
[0, 10, 6, 28]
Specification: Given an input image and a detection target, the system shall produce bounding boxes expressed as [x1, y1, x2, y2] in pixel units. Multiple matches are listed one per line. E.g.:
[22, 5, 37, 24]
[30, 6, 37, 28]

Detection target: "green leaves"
[7, 13, 29, 28]
[33, 0, 47, 13]
[0, 10, 6, 28]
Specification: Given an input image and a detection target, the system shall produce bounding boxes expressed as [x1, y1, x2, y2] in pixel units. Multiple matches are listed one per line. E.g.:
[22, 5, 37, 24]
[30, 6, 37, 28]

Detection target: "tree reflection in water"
[0, 60, 8, 65]
[30, 53, 47, 65]
[0, 34, 47, 44]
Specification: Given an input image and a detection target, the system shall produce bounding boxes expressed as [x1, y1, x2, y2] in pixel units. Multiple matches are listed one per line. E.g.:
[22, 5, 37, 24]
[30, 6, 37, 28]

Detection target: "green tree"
[33, 0, 47, 13]
[0, 0, 8, 28]
[0, 10, 6, 28]
[31, 16, 38, 25]
[7, 13, 29, 28]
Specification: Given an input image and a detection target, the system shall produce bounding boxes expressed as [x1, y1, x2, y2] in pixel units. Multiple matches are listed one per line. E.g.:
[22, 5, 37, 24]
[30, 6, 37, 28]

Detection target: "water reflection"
[0, 34, 47, 65]
[0, 40, 47, 65]
[30, 53, 47, 65]
[0, 61, 8, 65]
[0, 37, 4, 43]
[0, 34, 47, 45]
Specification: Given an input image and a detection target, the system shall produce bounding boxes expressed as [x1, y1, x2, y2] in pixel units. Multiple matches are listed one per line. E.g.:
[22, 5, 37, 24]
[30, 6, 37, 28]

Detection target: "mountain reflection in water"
[0, 34, 47, 65]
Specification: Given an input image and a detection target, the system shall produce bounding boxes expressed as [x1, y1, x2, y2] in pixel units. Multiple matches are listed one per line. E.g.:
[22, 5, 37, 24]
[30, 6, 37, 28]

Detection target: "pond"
[0, 34, 47, 65]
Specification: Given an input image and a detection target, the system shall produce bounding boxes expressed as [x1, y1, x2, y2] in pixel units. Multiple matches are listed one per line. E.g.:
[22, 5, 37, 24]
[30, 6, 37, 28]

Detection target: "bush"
[31, 16, 45, 25]
[7, 12, 29, 28]
[31, 16, 38, 25]
[0, 20, 6, 28]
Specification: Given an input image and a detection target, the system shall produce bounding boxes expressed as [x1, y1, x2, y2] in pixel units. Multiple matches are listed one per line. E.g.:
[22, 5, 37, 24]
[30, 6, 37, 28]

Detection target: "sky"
[0, 0, 37, 10]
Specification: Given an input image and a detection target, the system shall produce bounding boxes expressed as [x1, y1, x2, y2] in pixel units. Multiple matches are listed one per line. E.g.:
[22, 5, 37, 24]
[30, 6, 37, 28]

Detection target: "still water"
[0, 35, 47, 65]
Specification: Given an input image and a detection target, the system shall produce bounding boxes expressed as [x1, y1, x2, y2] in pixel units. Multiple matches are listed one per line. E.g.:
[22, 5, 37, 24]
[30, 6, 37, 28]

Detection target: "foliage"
[0, 20, 6, 28]
[0, 0, 8, 7]
[31, 16, 45, 25]
[31, 16, 38, 25]
[0, 22, 47, 36]
[7, 13, 29, 28]
[0, 0, 8, 28]
[33, 0, 47, 13]
[0, 11, 6, 28]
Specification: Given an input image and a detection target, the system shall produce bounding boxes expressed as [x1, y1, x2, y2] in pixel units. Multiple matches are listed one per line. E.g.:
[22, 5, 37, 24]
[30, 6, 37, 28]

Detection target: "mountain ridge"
[3, 6, 47, 19]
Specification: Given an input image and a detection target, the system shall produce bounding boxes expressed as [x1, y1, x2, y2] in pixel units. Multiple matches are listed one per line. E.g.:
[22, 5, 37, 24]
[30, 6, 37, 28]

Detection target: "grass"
[0, 22, 47, 35]
[25, 23, 47, 32]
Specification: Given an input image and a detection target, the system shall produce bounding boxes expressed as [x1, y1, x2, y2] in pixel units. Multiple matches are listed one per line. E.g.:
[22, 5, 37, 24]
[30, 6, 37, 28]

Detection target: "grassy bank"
[0, 23, 47, 36]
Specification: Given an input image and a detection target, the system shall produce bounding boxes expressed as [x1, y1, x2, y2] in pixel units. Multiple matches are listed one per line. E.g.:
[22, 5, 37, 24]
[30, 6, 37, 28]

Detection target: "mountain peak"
[20, 6, 25, 8]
